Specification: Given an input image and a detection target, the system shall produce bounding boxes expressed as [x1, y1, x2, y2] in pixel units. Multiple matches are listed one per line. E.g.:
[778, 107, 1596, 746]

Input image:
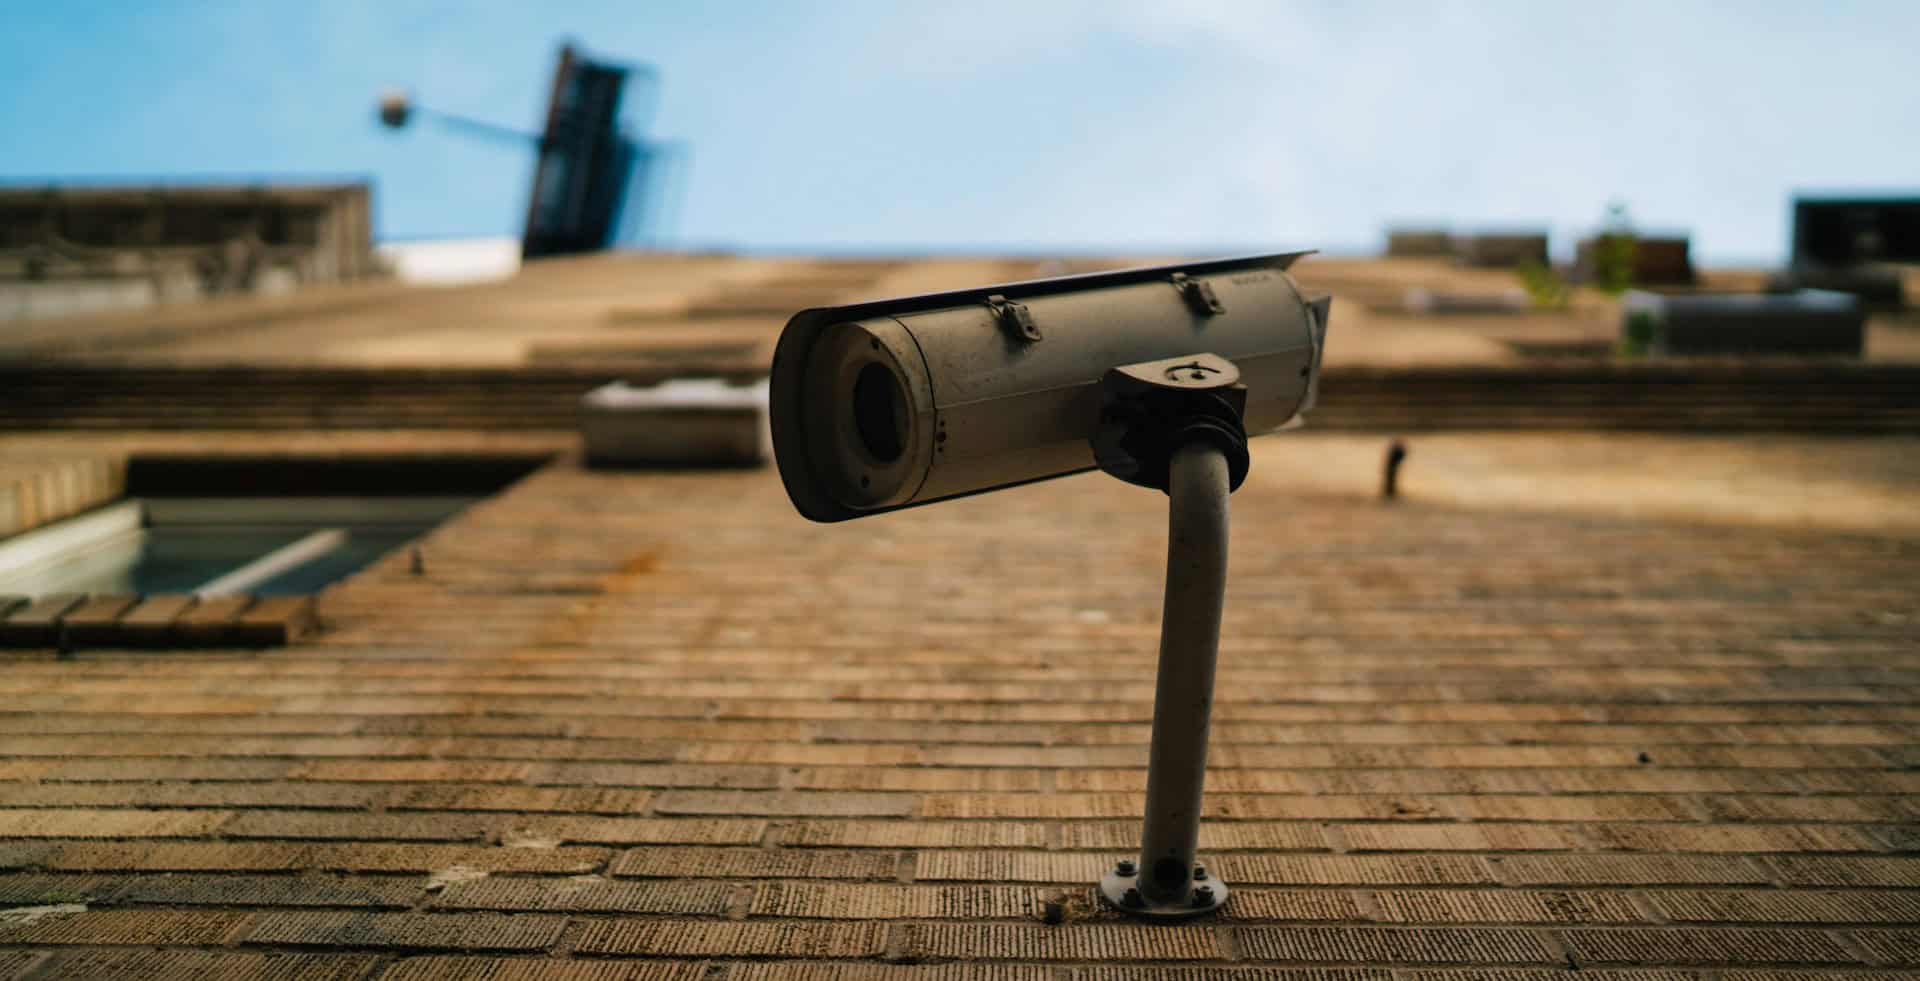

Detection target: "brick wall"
[0, 447, 1912, 977]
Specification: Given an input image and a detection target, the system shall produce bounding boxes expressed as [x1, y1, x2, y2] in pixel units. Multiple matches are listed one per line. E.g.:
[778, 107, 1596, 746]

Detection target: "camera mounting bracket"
[1092, 352, 1250, 494]
[1089, 352, 1248, 920]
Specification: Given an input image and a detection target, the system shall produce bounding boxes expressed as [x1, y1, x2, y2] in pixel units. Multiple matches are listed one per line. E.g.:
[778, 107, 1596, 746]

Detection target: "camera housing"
[769, 252, 1330, 522]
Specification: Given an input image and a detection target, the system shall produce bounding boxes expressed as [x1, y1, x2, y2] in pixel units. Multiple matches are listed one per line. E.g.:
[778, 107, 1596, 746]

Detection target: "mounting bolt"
[1123, 887, 1144, 908]
[1192, 865, 1208, 881]
[1193, 885, 1216, 906]
[1381, 439, 1408, 501]
[1116, 860, 1136, 877]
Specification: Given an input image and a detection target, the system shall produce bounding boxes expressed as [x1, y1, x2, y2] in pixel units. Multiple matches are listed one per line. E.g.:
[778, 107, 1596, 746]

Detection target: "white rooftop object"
[580, 378, 770, 467]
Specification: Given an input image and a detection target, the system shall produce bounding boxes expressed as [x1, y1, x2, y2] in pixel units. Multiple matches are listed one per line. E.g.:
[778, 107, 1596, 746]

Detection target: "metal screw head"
[1122, 887, 1144, 908]
[1116, 860, 1137, 877]
[1192, 885, 1216, 906]
[1192, 865, 1208, 881]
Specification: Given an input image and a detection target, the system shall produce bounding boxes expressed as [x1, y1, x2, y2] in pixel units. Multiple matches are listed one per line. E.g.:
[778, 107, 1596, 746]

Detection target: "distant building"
[0, 182, 376, 320]
[1573, 234, 1695, 286]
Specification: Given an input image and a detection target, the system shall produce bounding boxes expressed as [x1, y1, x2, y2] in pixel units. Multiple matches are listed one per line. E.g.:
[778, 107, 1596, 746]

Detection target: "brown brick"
[296, 760, 536, 782]
[0, 807, 231, 837]
[302, 843, 608, 874]
[1340, 824, 1585, 852]
[1211, 796, 1452, 821]
[224, 811, 497, 842]
[653, 790, 913, 817]
[577, 718, 811, 741]
[3, 714, 346, 736]
[1588, 823, 1887, 853]
[44, 841, 312, 871]
[914, 851, 1104, 883]
[1446, 795, 1700, 822]
[792, 767, 1048, 792]
[1308, 769, 1544, 795]
[231, 595, 320, 645]
[433, 876, 729, 914]
[515, 816, 765, 846]
[59, 594, 140, 645]
[1392, 972, 1688, 981]
[1217, 889, 1365, 922]
[917, 794, 1139, 819]
[385, 784, 652, 814]
[1216, 855, 1498, 886]
[575, 919, 886, 957]
[535, 763, 780, 789]
[1769, 857, 1920, 887]
[0, 907, 247, 944]
[1056, 821, 1327, 852]
[782, 820, 1047, 849]
[243, 911, 567, 951]
[42, 758, 295, 781]
[614, 846, 895, 880]
[32, 950, 378, 981]
[684, 743, 920, 766]
[114, 594, 200, 646]
[1372, 890, 1646, 923]
[0, 841, 76, 872]
[0, 874, 119, 904]
[1799, 771, 1920, 794]
[1236, 926, 1557, 964]
[1073, 971, 1393, 981]
[114, 873, 421, 908]
[1493, 854, 1770, 885]
[1561, 928, 1856, 965]
[1053, 769, 1314, 793]
[381, 959, 703, 981]
[169, 594, 258, 646]
[1537, 769, 1803, 794]
[0, 759, 50, 780]
[903, 923, 1220, 961]
[752, 881, 1040, 919]
[1, 780, 380, 809]
[1721, 972, 1914, 981]
[1700, 795, 1916, 823]
[359, 716, 577, 738]
[1652, 890, 1920, 925]
[1849, 930, 1920, 966]
[436, 738, 679, 763]
[40, 840, 607, 874]
[732, 965, 1052, 981]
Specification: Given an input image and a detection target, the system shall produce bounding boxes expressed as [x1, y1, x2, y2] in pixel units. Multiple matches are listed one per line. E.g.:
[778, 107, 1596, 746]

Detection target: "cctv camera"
[769, 252, 1330, 522]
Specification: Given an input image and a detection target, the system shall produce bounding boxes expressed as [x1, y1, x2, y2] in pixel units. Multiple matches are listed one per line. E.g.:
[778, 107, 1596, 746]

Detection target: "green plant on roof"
[1595, 199, 1638, 296]
[1620, 309, 1657, 357]
[1517, 258, 1571, 311]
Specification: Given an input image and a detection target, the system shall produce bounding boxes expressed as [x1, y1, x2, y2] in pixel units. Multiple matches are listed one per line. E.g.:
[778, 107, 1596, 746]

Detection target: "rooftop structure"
[0, 183, 376, 322]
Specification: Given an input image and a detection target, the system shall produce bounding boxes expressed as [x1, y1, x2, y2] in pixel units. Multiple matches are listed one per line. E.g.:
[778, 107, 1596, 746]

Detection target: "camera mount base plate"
[1097, 861, 1229, 920]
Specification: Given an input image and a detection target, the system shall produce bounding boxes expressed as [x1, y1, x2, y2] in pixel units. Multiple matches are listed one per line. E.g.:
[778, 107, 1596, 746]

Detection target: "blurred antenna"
[376, 90, 538, 146]
[617, 140, 692, 250]
[375, 42, 685, 257]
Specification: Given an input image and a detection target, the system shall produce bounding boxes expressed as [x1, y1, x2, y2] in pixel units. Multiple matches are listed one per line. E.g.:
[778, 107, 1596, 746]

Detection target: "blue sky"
[4, 1, 1915, 263]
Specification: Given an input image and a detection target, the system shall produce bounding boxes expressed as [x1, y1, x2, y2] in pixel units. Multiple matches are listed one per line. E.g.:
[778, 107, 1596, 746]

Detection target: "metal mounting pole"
[1098, 439, 1232, 918]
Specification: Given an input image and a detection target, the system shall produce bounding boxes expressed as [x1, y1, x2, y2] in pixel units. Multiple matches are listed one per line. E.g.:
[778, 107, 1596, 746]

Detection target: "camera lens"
[852, 362, 906, 463]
